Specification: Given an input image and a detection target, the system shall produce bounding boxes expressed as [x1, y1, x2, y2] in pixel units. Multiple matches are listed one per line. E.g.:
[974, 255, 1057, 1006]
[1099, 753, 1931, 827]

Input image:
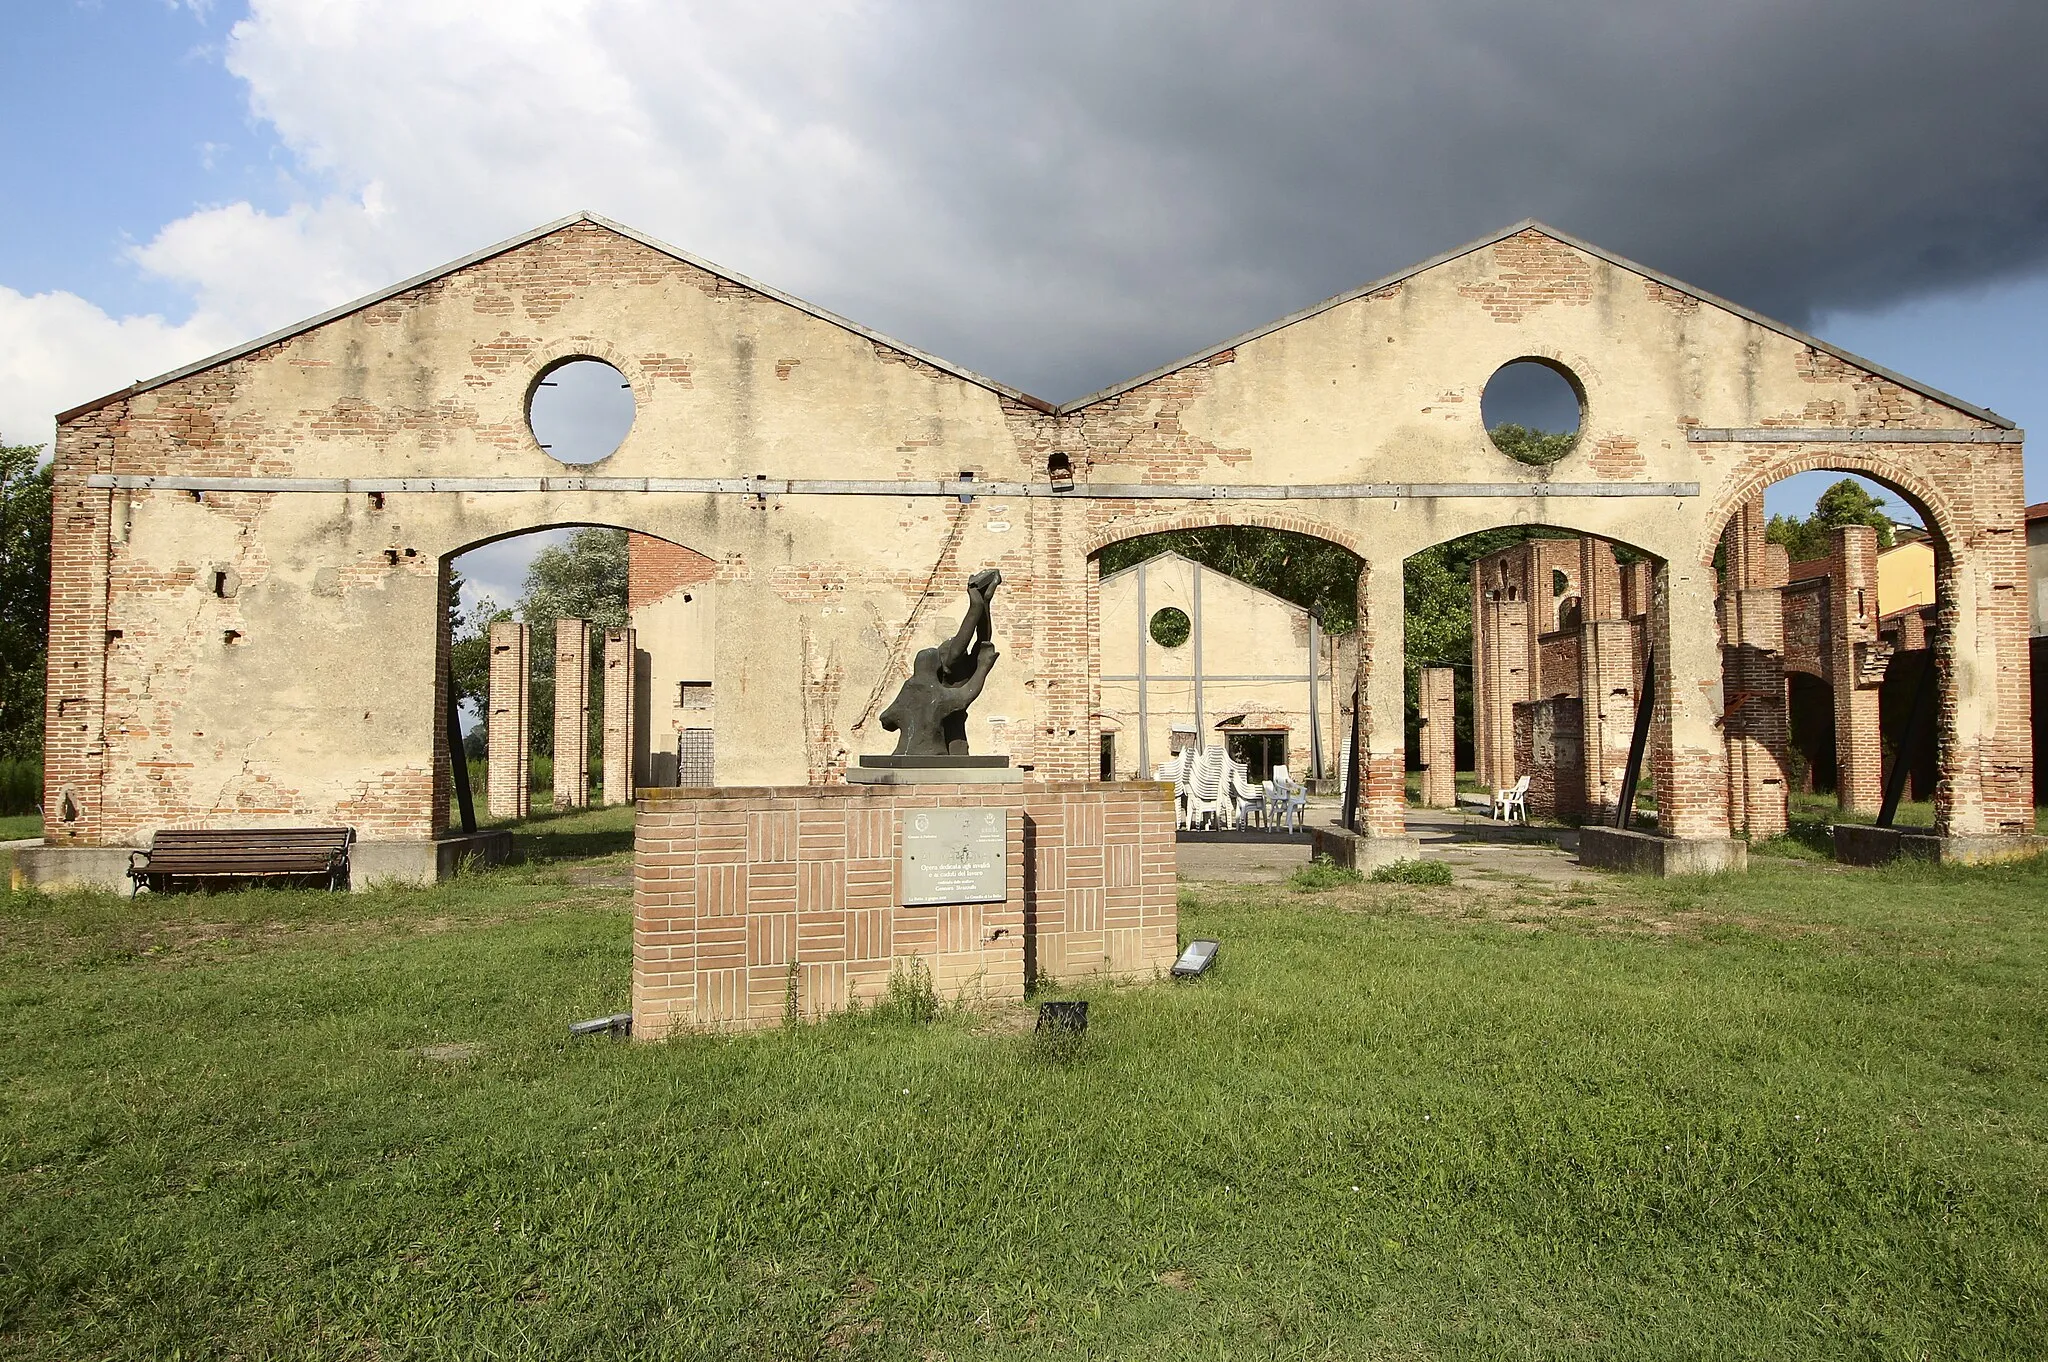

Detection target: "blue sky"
[6, 0, 2044, 611]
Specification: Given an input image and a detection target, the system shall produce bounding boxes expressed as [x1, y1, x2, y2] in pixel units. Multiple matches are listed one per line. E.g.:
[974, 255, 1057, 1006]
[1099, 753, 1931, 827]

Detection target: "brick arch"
[1083, 506, 1368, 560]
[1697, 451, 1964, 568]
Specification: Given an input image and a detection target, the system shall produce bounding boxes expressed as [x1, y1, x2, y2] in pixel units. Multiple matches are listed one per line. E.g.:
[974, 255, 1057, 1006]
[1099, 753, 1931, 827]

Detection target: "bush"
[1369, 858, 1454, 886]
[0, 759, 39, 816]
[1289, 854, 1363, 890]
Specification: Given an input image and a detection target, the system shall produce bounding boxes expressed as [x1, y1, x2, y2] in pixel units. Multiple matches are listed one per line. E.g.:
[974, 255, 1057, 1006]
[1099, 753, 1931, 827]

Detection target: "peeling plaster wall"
[44, 222, 2032, 848]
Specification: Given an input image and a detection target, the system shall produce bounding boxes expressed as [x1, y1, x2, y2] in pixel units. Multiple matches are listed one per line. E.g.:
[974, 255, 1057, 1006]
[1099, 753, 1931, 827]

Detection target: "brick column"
[553, 618, 591, 810]
[1651, 557, 1735, 840]
[603, 626, 637, 806]
[1356, 563, 1408, 837]
[1827, 526, 1884, 814]
[1620, 559, 1654, 620]
[1719, 590, 1790, 838]
[1579, 618, 1641, 823]
[1578, 536, 1622, 622]
[487, 620, 530, 819]
[1417, 666, 1457, 808]
[40, 418, 115, 845]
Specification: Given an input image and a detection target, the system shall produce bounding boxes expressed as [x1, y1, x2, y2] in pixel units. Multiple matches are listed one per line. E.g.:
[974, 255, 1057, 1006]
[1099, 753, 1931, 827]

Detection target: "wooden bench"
[128, 826, 356, 894]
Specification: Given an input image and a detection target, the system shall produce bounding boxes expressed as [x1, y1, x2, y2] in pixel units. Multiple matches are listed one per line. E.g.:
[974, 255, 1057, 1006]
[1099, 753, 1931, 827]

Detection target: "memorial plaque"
[901, 807, 1007, 906]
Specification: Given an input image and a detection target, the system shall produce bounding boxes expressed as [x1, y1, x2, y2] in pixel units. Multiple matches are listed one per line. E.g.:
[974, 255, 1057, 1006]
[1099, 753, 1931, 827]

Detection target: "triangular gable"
[1057, 221, 2014, 428]
[1098, 549, 1319, 618]
[58, 212, 1056, 422]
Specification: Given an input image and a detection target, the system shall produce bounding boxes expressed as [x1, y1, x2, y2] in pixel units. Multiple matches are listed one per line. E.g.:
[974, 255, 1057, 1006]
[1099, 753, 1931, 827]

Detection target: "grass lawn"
[4, 807, 2046, 1359]
[0, 812, 41, 842]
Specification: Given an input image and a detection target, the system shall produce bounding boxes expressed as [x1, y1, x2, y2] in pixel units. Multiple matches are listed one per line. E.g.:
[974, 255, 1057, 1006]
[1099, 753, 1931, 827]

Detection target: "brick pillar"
[1722, 495, 1769, 590]
[553, 618, 590, 809]
[1651, 557, 1736, 840]
[1356, 564, 1408, 837]
[487, 620, 530, 820]
[603, 626, 637, 806]
[1828, 526, 1884, 814]
[1578, 618, 1641, 823]
[40, 421, 114, 845]
[1719, 589, 1790, 838]
[1578, 536, 1622, 622]
[1417, 666, 1457, 808]
[1471, 550, 1535, 789]
[1620, 559, 1654, 620]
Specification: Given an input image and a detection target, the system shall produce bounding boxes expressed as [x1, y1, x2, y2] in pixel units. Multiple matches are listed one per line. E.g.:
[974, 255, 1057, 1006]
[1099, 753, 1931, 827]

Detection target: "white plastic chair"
[1157, 748, 1196, 828]
[1268, 768, 1308, 833]
[1492, 774, 1530, 824]
[1229, 759, 1267, 829]
[1184, 747, 1229, 830]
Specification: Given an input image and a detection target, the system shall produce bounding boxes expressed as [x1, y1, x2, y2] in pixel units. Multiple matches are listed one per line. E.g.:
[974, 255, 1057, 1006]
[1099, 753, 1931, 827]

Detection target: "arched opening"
[1404, 525, 1664, 829]
[1091, 525, 1363, 796]
[1710, 467, 1949, 838]
[438, 522, 716, 834]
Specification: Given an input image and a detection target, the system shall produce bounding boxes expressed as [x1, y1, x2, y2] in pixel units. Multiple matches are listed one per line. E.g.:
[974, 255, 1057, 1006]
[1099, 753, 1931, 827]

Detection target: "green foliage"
[519, 529, 629, 757]
[0, 440, 52, 760]
[1099, 527, 1362, 633]
[1488, 422, 1576, 466]
[445, 566, 509, 725]
[0, 758, 39, 817]
[1368, 857, 1455, 885]
[1289, 852, 1363, 890]
[875, 954, 940, 1025]
[1765, 477, 1899, 564]
[1148, 606, 1190, 648]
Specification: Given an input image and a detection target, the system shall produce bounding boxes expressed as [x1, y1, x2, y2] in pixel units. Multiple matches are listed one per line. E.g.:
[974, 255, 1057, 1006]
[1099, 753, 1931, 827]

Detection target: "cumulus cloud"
[6, 0, 2048, 444]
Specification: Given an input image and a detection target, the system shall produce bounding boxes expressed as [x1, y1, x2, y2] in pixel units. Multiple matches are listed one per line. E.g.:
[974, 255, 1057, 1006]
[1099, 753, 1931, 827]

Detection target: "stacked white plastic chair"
[1184, 746, 1230, 830]
[1229, 758, 1267, 829]
[1156, 748, 1196, 829]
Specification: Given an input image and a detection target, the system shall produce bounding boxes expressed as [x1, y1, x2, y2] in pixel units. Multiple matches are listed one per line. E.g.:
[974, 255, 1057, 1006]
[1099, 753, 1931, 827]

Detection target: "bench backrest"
[143, 826, 354, 874]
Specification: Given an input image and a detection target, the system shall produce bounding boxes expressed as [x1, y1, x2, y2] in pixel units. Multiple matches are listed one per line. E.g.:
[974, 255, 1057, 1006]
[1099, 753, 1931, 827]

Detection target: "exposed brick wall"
[627, 532, 716, 609]
[1417, 667, 1456, 807]
[486, 621, 530, 819]
[1513, 698, 1584, 821]
[1579, 618, 1641, 823]
[603, 627, 636, 805]
[632, 781, 1177, 1038]
[1826, 527, 1885, 813]
[553, 618, 590, 809]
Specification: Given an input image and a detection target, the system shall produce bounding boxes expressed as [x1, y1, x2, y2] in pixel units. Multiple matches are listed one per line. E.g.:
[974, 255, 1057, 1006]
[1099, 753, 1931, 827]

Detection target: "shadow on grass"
[1754, 815, 1838, 861]
[505, 806, 636, 864]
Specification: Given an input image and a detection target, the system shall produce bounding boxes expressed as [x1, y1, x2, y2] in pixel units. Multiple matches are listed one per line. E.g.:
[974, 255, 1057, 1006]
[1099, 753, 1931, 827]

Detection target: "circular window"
[1149, 607, 1191, 648]
[1481, 358, 1581, 465]
[528, 358, 636, 464]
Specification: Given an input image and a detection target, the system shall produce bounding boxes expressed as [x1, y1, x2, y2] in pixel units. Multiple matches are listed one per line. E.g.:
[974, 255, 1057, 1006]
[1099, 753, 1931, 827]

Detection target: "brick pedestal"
[632, 781, 1178, 1039]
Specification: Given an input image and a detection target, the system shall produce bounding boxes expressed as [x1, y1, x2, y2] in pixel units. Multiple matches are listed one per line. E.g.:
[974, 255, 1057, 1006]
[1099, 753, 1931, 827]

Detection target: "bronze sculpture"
[879, 568, 1002, 757]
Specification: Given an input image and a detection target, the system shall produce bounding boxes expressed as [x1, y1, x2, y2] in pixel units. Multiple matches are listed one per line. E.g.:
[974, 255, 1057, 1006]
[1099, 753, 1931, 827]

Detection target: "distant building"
[2028, 502, 2048, 637]
[1096, 552, 1350, 783]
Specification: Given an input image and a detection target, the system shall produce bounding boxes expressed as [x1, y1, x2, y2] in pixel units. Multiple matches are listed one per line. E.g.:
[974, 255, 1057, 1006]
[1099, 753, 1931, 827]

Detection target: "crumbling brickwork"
[553, 618, 590, 809]
[486, 621, 530, 819]
[35, 216, 2028, 874]
[1417, 667, 1457, 807]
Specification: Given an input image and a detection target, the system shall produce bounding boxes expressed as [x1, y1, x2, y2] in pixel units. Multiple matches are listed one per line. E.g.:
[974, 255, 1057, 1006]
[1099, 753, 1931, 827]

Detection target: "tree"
[447, 564, 509, 726]
[1489, 423, 1576, 466]
[517, 528, 629, 756]
[1765, 477, 1897, 564]
[0, 440, 52, 760]
[1097, 527, 1363, 632]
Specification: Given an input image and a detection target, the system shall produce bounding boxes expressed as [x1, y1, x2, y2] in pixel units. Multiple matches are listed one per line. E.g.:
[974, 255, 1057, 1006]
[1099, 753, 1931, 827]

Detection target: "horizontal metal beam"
[1101, 674, 1316, 683]
[85, 473, 1700, 499]
[1687, 427, 2023, 445]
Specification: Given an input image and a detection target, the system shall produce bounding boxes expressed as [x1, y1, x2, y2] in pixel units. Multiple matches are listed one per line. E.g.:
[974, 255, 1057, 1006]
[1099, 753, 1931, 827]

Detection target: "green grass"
[0, 812, 40, 841]
[3, 819, 2047, 1358]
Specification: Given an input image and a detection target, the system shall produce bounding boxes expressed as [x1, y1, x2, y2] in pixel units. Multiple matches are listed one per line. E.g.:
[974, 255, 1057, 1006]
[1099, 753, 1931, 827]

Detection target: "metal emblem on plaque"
[900, 808, 1007, 906]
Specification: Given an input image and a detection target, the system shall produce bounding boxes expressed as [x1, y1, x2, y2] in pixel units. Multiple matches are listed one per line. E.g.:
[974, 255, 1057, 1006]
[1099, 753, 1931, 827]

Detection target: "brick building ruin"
[25, 214, 2034, 887]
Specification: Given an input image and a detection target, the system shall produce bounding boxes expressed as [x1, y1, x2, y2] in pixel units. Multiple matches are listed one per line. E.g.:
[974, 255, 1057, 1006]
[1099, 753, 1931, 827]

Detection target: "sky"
[6, 0, 2047, 612]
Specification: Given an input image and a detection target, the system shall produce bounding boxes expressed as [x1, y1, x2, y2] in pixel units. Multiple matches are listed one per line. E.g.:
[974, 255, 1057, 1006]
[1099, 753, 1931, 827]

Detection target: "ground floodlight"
[1037, 1000, 1089, 1034]
[1172, 939, 1220, 978]
[569, 1013, 632, 1037]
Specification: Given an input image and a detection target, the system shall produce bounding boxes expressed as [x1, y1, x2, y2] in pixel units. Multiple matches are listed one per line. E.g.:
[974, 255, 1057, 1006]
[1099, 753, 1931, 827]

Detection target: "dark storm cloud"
[793, 0, 2048, 401]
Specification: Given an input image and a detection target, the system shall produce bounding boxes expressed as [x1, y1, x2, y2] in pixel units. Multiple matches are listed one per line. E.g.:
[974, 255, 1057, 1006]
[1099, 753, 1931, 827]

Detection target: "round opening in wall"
[528, 358, 636, 464]
[1481, 358, 1582, 465]
[1149, 606, 1191, 648]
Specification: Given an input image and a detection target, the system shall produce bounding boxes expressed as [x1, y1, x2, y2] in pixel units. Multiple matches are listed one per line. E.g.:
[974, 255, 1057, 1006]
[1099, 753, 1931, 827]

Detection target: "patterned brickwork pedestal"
[632, 781, 1178, 1039]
